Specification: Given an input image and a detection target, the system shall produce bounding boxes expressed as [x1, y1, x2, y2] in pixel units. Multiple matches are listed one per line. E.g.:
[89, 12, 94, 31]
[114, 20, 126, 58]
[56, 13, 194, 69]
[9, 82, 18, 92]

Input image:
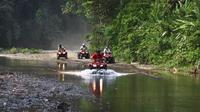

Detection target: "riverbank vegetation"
[63, 0, 200, 68]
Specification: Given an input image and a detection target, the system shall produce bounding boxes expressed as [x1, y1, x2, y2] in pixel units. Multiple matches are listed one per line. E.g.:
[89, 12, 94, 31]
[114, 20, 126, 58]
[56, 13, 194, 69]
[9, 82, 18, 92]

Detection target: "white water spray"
[59, 69, 129, 80]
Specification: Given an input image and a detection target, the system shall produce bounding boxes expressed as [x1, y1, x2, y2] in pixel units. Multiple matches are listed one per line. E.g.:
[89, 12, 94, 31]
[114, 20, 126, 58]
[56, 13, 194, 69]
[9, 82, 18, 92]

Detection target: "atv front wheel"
[78, 53, 83, 59]
[86, 54, 90, 59]
[77, 53, 81, 59]
[112, 58, 115, 63]
[110, 57, 115, 63]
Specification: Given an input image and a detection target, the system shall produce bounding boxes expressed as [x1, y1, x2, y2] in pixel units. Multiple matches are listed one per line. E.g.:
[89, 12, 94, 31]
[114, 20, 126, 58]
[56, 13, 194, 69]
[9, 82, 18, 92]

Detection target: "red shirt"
[91, 53, 103, 61]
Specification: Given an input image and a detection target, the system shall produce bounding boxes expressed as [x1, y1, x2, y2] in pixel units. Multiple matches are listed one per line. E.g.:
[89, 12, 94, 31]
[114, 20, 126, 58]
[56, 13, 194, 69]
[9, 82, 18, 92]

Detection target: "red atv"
[57, 49, 68, 59]
[77, 50, 90, 59]
[88, 60, 107, 69]
[103, 52, 115, 63]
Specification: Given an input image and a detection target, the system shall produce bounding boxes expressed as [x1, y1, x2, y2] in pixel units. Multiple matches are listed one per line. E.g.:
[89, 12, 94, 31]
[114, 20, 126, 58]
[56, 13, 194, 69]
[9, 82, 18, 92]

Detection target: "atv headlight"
[93, 64, 97, 67]
[63, 52, 66, 54]
[100, 65, 103, 67]
[58, 52, 61, 54]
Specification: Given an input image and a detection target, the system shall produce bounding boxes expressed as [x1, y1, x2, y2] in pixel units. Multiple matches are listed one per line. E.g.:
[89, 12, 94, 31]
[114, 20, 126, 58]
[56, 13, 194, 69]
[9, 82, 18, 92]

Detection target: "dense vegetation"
[0, 0, 89, 49]
[63, 0, 200, 67]
[1, 0, 199, 67]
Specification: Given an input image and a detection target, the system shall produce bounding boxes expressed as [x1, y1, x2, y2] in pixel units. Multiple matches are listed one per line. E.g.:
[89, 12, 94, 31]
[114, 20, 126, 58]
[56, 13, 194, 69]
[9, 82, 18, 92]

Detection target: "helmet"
[105, 46, 108, 49]
[82, 43, 85, 46]
[58, 44, 62, 48]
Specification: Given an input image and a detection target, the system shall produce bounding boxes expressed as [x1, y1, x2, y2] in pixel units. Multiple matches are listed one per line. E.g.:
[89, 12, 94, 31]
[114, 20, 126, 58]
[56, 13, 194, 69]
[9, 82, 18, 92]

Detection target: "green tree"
[63, 0, 200, 66]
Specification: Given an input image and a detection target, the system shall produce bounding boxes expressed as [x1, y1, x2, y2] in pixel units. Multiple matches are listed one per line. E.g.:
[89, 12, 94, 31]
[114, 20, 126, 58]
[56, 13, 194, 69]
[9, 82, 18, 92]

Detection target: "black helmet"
[58, 44, 62, 48]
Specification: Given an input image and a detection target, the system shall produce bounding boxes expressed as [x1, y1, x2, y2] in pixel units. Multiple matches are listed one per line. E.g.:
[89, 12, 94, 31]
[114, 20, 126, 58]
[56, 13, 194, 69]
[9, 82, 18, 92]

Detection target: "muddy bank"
[0, 72, 92, 112]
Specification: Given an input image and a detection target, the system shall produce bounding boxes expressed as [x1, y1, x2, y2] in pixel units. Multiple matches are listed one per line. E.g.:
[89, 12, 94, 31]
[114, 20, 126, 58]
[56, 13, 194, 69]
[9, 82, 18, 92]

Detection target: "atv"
[88, 60, 107, 70]
[77, 50, 90, 59]
[57, 49, 68, 59]
[103, 52, 115, 63]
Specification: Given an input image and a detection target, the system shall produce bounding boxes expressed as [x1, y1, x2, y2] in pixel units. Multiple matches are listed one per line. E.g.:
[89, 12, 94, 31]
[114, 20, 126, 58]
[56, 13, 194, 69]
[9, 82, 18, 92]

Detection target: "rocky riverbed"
[0, 72, 92, 112]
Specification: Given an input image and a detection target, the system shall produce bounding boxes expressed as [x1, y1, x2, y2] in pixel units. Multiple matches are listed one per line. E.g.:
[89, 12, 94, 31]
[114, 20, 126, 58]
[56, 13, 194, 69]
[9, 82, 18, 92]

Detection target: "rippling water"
[1, 57, 200, 112]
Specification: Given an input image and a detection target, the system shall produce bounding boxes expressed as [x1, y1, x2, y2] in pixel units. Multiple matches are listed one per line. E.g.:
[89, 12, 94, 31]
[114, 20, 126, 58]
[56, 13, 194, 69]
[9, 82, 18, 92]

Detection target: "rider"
[80, 43, 88, 51]
[103, 46, 111, 55]
[58, 44, 65, 51]
[91, 50, 103, 62]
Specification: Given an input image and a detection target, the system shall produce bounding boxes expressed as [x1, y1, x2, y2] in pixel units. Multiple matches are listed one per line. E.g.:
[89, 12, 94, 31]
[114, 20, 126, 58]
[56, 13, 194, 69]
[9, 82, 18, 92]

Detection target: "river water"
[1, 57, 200, 112]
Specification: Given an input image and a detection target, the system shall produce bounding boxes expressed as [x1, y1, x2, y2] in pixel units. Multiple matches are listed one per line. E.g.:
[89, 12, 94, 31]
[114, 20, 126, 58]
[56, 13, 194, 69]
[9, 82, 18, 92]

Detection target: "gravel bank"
[0, 72, 92, 112]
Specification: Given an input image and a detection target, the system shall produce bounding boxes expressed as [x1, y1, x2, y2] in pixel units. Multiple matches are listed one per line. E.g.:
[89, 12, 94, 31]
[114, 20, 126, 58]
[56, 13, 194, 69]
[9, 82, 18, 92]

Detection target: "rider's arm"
[103, 49, 106, 53]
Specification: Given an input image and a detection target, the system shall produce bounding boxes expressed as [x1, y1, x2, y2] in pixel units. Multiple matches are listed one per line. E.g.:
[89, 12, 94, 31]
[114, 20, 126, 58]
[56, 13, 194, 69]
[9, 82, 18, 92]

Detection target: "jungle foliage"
[0, 0, 74, 49]
[63, 0, 200, 67]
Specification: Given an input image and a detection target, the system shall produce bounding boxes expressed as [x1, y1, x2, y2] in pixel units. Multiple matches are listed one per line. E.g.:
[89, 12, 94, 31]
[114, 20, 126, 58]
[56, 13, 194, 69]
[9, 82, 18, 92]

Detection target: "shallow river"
[1, 57, 200, 112]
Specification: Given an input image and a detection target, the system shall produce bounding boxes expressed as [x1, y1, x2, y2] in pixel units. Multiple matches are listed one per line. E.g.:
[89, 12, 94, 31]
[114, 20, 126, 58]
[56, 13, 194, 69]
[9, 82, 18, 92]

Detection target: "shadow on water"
[2, 57, 200, 112]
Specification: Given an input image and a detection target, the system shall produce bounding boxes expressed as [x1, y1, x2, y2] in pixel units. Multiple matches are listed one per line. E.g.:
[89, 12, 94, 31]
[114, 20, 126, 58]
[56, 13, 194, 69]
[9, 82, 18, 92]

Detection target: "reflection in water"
[81, 74, 200, 112]
[57, 62, 66, 71]
[0, 57, 55, 74]
[2, 57, 200, 112]
[90, 77, 104, 97]
[58, 73, 65, 82]
[57, 62, 67, 81]
[100, 78, 103, 96]
[58, 67, 125, 97]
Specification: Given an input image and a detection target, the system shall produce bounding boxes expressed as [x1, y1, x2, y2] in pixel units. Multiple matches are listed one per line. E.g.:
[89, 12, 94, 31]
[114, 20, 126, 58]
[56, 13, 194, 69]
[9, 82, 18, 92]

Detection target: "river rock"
[0, 72, 92, 111]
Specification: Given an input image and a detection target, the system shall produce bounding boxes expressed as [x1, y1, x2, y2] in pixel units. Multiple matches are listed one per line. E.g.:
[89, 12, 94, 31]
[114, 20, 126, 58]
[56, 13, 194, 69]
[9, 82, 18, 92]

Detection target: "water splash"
[59, 69, 131, 97]
[59, 69, 129, 80]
